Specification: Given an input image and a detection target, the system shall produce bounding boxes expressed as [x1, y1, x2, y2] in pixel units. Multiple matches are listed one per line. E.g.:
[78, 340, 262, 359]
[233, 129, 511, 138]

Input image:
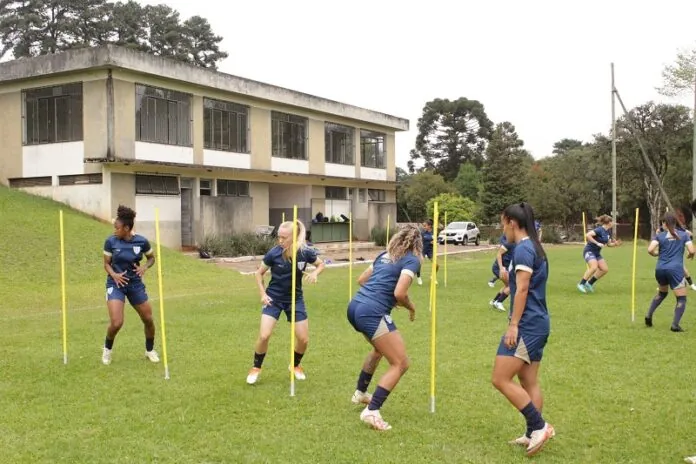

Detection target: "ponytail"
[502, 202, 546, 261]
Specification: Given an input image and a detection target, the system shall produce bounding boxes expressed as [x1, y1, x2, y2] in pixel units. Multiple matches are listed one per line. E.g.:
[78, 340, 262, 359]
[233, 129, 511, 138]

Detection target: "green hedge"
[200, 233, 275, 257]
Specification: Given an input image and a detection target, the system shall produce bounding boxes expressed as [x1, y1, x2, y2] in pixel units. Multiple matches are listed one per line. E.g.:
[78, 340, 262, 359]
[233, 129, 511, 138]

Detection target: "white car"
[438, 221, 480, 246]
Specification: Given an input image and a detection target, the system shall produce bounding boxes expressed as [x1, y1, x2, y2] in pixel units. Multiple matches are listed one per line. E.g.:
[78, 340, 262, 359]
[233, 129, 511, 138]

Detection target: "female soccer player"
[645, 212, 695, 332]
[488, 234, 515, 312]
[102, 205, 159, 365]
[577, 214, 622, 293]
[347, 224, 422, 431]
[416, 219, 433, 285]
[246, 220, 325, 385]
[491, 203, 554, 457]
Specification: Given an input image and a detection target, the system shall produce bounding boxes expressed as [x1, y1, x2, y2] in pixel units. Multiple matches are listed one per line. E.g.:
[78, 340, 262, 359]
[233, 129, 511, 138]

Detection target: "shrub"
[488, 229, 503, 244]
[540, 226, 563, 244]
[370, 226, 397, 247]
[199, 233, 275, 258]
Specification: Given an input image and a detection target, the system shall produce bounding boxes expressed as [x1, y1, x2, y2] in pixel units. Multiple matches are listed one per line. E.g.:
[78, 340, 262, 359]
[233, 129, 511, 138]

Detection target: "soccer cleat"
[526, 423, 555, 457]
[691, 284, 696, 291]
[102, 347, 112, 365]
[351, 390, 372, 405]
[145, 350, 160, 363]
[360, 407, 392, 431]
[584, 283, 594, 293]
[509, 434, 530, 446]
[577, 283, 587, 294]
[489, 300, 496, 309]
[290, 365, 306, 380]
[417, 277, 423, 286]
[671, 325, 685, 333]
[488, 280, 496, 288]
[645, 316, 653, 328]
[494, 301, 506, 312]
[246, 367, 262, 385]
[684, 455, 696, 464]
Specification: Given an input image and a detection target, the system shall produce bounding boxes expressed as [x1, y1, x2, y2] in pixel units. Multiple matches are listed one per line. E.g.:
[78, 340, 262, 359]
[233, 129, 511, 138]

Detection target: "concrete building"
[0, 46, 408, 248]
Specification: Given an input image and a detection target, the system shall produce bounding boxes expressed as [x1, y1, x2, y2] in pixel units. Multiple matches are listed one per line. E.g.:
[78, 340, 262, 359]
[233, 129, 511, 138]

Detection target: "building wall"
[0, 92, 22, 183]
[134, 194, 181, 249]
[15, 183, 110, 220]
[200, 196, 253, 237]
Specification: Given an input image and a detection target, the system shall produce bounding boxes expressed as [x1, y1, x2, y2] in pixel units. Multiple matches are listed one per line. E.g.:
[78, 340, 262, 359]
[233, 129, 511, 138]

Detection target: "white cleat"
[690, 284, 696, 291]
[488, 281, 495, 288]
[494, 301, 506, 312]
[360, 407, 392, 431]
[102, 347, 112, 365]
[246, 367, 261, 385]
[509, 434, 530, 446]
[417, 277, 423, 286]
[289, 365, 306, 380]
[526, 423, 555, 457]
[684, 456, 696, 464]
[145, 350, 160, 363]
[351, 389, 372, 405]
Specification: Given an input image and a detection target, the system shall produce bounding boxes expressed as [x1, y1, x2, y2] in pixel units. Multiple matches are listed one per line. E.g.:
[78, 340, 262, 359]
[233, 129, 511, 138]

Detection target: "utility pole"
[692, 73, 696, 235]
[611, 63, 617, 238]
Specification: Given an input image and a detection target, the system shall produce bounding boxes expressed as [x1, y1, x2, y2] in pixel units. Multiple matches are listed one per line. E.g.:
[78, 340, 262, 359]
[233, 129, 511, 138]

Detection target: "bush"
[540, 226, 563, 244]
[200, 232, 275, 258]
[370, 226, 397, 247]
[488, 229, 503, 244]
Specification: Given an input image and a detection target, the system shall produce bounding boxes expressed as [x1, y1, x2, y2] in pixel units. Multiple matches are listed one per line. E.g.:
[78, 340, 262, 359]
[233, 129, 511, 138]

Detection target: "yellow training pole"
[290, 205, 298, 397]
[349, 212, 353, 301]
[582, 212, 589, 270]
[429, 202, 439, 413]
[59, 210, 67, 365]
[386, 214, 390, 250]
[444, 211, 448, 288]
[282, 212, 285, 223]
[631, 207, 639, 322]
[154, 208, 170, 379]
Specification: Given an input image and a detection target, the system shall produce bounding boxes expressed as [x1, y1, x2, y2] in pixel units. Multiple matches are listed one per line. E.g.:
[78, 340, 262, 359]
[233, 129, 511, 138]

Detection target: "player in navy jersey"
[347, 225, 422, 431]
[246, 219, 325, 385]
[656, 209, 696, 291]
[488, 234, 515, 312]
[416, 219, 436, 286]
[577, 214, 622, 293]
[102, 205, 159, 365]
[491, 203, 555, 457]
[645, 212, 696, 332]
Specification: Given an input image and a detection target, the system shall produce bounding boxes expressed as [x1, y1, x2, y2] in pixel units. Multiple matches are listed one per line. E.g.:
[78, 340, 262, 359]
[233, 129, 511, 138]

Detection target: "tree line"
[0, 0, 227, 68]
[399, 48, 696, 235]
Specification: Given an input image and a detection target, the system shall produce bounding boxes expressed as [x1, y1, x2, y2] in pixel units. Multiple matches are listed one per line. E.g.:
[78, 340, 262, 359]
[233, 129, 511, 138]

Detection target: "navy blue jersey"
[352, 251, 421, 315]
[583, 226, 611, 255]
[103, 234, 153, 283]
[534, 220, 541, 232]
[500, 235, 516, 269]
[263, 245, 318, 304]
[654, 229, 691, 271]
[509, 238, 549, 335]
[422, 229, 433, 254]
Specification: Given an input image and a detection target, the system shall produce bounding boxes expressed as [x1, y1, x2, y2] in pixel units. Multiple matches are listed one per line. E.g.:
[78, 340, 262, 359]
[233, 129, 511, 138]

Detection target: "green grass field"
[1, 185, 695, 463]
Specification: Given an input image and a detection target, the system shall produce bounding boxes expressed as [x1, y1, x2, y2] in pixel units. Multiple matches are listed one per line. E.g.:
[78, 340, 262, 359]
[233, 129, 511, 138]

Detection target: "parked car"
[438, 221, 480, 246]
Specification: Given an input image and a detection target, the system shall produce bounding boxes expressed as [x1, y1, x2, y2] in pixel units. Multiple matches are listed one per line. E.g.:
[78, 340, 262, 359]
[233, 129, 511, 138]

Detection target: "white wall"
[271, 157, 309, 174]
[325, 199, 351, 219]
[22, 142, 85, 178]
[268, 184, 310, 208]
[203, 150, 251, 169]
[325, 163, 356, 178]
[134, 142, 194, 164]
[19, 183, 110, 220]
[360, 167, 387, 181]
[134, 195, 181, 221]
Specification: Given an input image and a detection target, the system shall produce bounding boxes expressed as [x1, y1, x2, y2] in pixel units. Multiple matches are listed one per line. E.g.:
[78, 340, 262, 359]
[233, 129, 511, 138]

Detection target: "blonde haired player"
[246, 220, 325, 385]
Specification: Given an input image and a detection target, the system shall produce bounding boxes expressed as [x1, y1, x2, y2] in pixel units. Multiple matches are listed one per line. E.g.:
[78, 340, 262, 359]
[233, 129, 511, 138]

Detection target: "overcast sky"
[146, 1, 693, 168]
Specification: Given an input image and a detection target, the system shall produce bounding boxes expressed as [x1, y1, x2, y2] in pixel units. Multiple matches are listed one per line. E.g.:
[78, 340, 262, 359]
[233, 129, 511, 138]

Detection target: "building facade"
[0, 46, 408, 248]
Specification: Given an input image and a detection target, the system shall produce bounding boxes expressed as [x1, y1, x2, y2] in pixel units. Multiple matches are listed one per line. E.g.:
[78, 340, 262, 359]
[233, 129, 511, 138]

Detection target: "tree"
[408, 98, 493, 181]
[64, 0, 111, 48]
[426, 193, 479, 223]
[180, 16, 227, 69]
[452, 162, 481, 201]
[398, 171, 455, 222]
[657, 46, 696, 97]
[480, 122, 533, 221]
[110, 0, 146, 50]
[552, 138, 583, 155]
[0, 0, 42, 58]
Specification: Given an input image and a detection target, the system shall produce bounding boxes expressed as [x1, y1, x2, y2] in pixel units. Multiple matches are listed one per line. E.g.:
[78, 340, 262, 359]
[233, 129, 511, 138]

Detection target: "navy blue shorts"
[347, 300, 397, 340]
[423, 249, 433, 259]
[496, 330, 549, 364]
[106, 280, 148, 306]
[655, 268, 686, 290]
[583, 250, 604, 263]
[262, 300, 308, 322]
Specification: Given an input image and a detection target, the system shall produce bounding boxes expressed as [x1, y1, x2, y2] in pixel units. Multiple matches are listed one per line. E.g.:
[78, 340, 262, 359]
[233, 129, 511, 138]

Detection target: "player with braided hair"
[102, 205, 160, 365]
[346, 224, 422, 431]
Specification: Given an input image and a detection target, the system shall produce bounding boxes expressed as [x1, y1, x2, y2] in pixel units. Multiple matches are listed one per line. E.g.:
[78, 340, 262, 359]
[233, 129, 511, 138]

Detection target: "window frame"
[271, 111, 307, 160]
[216, 179, 250, 197]
[325, 122, 355, 165]
[22, 82, 84, 146]
[135, 174, 180, 196]
[203, 98, 250, 153]
[135, 84, 193, 147]
[360, 130, 386, 169]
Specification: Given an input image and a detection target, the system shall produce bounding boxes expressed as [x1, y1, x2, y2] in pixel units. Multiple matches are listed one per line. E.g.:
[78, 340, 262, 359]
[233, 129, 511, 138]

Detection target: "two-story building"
[0, 46, 408, 248]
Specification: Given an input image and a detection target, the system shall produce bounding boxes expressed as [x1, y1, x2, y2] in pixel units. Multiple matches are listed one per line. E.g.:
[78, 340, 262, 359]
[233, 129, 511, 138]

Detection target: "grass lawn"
[1, 185, 695, 463]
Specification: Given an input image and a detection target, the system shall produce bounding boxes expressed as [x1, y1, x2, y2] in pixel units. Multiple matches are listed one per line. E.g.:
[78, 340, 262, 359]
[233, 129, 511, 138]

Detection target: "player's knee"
[258, 330, 272, 343]
[297, 332, 309, 346]
[110, 319, 124, 332]
[396, 355, 410, 374]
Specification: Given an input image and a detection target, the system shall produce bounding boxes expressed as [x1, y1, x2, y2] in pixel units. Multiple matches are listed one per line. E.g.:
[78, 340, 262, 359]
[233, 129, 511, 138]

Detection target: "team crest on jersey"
[133, 246, 141, 255]
[297, 261, 306, 270]
[107, 287, 113, 295]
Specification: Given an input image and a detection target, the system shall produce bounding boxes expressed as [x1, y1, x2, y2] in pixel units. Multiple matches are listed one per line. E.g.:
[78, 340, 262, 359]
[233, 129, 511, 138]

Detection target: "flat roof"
[0, 45, 409, 131]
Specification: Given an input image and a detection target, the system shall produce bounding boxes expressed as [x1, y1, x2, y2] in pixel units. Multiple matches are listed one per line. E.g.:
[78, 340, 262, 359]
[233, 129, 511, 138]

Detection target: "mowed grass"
[1, 186, 696, 463]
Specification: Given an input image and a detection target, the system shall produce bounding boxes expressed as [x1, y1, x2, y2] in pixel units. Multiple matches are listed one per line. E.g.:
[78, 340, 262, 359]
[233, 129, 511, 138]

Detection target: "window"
[272, 111, 306, 159]
[59, 173, 103, 185]
[200, 179, 212, 196]
[203, 98, 249, 153]
[360, 130, 386, 168]
[135, 175, 180, 195]
[22, 83, 83, 145]
[217, 180, 249, 197]
[368, 189, 386, 202]
[359, 188, 366, 203]
[135, 84, 192, 146]
[325, 123, 354, 165]
[325, 187, 347, 200]
[9, 176, 52, 187]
